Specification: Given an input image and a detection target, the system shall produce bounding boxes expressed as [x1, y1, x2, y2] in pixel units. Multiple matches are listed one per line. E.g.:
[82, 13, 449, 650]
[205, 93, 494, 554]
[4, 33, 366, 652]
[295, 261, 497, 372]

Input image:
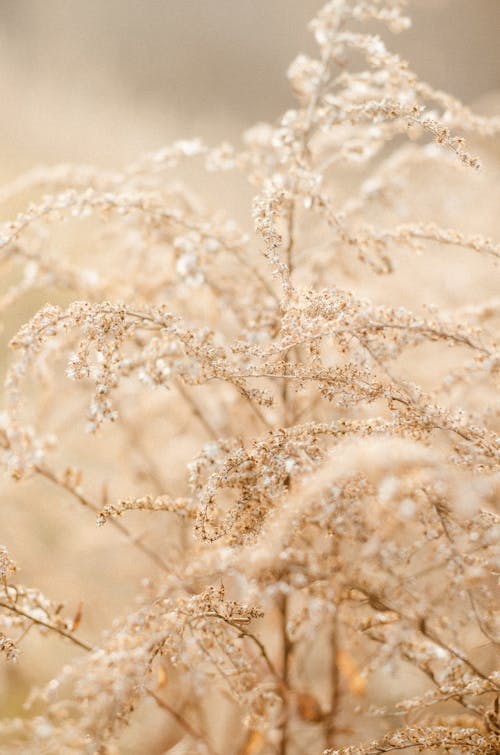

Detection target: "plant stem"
[279, 593, 292, 755]
[147, 688, 220, 755]
[325, 611, 340, 748]
[0, 599, 92, 652]
[35, 464, 172, 575]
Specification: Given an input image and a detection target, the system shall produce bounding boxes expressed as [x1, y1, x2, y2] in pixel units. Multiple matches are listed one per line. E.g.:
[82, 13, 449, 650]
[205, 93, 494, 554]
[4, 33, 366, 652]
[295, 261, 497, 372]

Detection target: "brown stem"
[175, 379, 219, 440]
[146, 688, 219, 755]
[34, 464, 172, 575]
[278, 593, 292, 755]
[208, 612, 281, 682]
[425, 488, 500, 647]
[0, 599, 92, 652]
[353, 583, 500, 693]
[119, 412, 166, 494]
[325, 611, 340, 748]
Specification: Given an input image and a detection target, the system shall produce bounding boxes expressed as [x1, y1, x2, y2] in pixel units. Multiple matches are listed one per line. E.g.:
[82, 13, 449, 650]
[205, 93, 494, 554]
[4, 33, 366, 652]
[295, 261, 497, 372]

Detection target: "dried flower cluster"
[0, 1, 499, 753]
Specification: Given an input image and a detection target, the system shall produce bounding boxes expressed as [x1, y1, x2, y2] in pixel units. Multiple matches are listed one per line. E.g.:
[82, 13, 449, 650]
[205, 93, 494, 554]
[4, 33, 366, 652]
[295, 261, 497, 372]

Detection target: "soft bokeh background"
[0, 2, 499, 751]
[0, 0, 499, 174]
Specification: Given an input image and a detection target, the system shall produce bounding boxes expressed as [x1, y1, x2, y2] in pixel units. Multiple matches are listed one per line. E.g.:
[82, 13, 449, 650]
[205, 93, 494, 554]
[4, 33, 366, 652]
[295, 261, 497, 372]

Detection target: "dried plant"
[0, 1, 499, 753]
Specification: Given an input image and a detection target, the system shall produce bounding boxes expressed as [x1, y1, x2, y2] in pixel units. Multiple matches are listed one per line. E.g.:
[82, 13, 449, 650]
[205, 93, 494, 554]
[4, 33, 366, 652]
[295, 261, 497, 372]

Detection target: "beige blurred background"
[0, 0, 499, 176]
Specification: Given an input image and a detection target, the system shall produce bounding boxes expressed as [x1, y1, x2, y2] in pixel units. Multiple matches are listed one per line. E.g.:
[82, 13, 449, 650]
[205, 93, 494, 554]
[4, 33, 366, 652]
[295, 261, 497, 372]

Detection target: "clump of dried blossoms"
[0, 1, 499, 753]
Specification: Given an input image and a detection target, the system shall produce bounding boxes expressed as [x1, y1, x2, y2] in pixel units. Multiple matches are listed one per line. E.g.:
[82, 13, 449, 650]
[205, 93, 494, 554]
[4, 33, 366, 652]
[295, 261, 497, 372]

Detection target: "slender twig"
[119, 413, 166, 494]
[353, 584, 500, 693]
[175, 379, 219, 440]
[208, 612, 281, 682]
[0, 599, 92, 652]
[146, 688, 220, 755]
[425, 489, 500, 647]
[34, 464, 172, 575]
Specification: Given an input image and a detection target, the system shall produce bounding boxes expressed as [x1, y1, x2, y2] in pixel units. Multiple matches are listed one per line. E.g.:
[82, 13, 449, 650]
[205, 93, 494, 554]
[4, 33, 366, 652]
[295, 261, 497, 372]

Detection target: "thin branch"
[353, 584, 500, 693]
[34, 464, 172, 575]
[208, 612, 281, 682]
[0, 599, 92, 652]
[425, 489, 500, 647]
[146, 688, 220, 755]
[175, 379, 219, 440]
